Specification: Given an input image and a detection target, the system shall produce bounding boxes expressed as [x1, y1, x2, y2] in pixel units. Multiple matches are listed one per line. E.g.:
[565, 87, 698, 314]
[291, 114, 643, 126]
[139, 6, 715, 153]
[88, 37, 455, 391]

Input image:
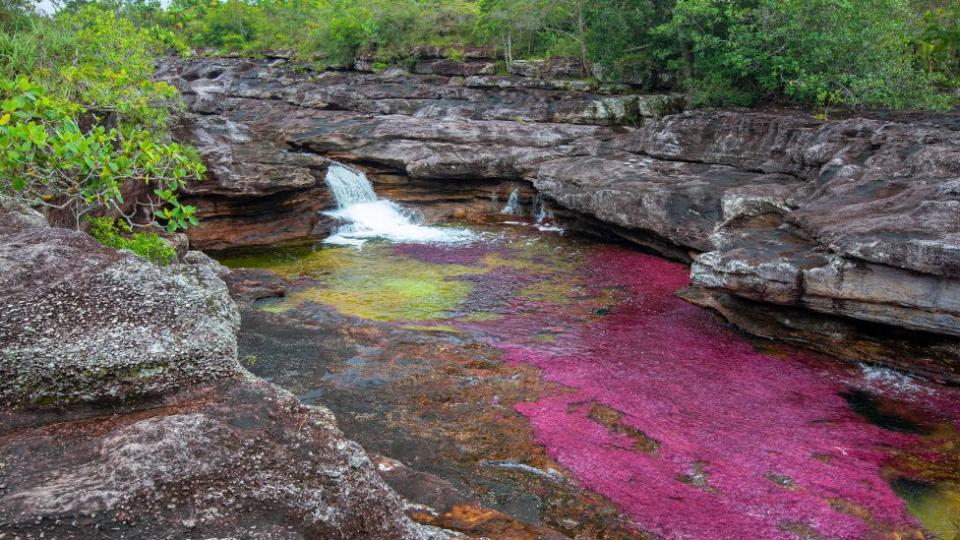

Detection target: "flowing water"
[220, 168, 960, 539]
[322, 164, 475, 246]
[501, 188, 523, 216]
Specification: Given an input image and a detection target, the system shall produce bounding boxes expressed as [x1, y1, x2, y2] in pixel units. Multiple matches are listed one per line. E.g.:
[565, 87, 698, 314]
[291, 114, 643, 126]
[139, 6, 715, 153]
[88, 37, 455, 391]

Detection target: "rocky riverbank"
[158, 56, 960, 381]
[0, 198, 460, 539]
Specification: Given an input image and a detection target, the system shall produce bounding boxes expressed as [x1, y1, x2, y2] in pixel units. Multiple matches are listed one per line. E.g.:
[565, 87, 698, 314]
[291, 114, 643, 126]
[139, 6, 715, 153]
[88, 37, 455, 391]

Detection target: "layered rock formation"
[0, 198, 455, 538]
[158, 57, 960, 380]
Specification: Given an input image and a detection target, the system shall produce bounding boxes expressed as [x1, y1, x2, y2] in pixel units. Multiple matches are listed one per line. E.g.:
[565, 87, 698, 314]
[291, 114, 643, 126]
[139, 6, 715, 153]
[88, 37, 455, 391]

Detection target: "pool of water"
[222, 223, 960, 539]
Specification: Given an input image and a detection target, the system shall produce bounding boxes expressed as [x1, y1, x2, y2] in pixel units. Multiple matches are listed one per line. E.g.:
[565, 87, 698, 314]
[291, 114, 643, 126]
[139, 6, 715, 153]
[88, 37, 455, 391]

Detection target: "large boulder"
[0, 375, 453, 539]
[0, 200, 240, 406]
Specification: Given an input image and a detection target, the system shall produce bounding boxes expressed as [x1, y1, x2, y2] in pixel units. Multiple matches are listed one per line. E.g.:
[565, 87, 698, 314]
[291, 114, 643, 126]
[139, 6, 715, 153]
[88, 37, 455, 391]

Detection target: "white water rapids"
[322, 164, 476, 246]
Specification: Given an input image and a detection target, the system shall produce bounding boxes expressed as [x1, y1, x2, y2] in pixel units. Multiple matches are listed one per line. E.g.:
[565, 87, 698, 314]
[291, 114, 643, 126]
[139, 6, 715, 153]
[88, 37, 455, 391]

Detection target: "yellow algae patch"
[401, 324, 464, 334]
[463, 312, 503, 322]
[519, 279, 576, 305]
[902, 485, 960, 540]
[250, 246, 482, 322]
[220, 246, 355, 280]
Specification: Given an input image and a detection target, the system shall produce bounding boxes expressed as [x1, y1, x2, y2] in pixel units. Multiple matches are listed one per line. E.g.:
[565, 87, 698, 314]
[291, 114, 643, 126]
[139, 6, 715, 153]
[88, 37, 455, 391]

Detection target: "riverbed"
[222, 222, 960, 539]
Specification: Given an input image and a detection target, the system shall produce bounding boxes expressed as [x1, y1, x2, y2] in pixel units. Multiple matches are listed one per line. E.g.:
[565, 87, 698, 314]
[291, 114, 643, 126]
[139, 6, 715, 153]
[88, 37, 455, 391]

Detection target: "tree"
[477, 0, 546, 63]
[0, 0, 35, 29]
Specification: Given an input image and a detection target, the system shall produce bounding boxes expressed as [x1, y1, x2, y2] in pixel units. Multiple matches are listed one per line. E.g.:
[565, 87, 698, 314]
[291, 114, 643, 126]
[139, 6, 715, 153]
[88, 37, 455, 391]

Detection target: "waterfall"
[500, 188, 522, 215]
[325, 163, 378, 207]
[322, 164, 475, 246]
[533, 193, 550, 223]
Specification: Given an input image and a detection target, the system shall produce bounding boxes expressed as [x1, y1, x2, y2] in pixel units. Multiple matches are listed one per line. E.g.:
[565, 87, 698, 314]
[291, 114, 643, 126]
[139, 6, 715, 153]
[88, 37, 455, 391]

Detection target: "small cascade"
[325, 163, 378, 207]
[500, 188, 523, 215]
[322, 164, 475, 246]
[532, 193, 551, 223]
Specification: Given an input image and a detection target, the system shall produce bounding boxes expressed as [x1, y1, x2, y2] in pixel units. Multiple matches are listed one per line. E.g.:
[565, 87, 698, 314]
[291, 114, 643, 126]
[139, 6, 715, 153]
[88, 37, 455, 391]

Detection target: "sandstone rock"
[680, 287, 960, 384]
[156, 57, 960, 370]
[0, 376, 456, 539]
[0, 196, 46, 230]
[0, 200, 240, 406]
[0, 198, 458, 539]
[412, 59, 496, 77]
[169, 111, 334, 251]
[223, 267, 289, 303]
[508, 58, 585, 79]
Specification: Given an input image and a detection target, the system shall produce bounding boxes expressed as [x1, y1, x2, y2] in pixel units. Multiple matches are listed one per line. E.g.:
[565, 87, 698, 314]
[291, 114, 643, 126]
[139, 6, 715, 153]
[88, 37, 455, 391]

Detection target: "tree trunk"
[576, 0, 588, 75]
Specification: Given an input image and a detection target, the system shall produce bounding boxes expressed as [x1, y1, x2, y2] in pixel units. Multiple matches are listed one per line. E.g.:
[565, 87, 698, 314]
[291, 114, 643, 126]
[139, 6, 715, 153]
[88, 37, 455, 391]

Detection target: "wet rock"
[679, 287, 960, 384]
[156, 57, 960, 369]
[169, 112, 335, 252]
[224, 267, 289, 303]
[0, 198, 459, 538]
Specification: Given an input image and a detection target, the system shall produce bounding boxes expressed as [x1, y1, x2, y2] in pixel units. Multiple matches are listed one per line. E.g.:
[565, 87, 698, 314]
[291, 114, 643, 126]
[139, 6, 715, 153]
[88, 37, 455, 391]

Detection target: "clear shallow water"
[222, 224, 960, 539]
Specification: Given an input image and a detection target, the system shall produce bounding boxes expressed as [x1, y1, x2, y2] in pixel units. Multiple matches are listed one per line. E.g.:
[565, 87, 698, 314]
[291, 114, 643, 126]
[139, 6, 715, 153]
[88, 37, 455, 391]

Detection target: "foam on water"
[323, 164, 475, 246]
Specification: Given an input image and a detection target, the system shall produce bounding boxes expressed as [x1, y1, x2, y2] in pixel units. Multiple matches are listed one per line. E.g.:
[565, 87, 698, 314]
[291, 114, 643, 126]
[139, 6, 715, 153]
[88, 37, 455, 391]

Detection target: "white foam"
[322, 165, 476, 246]
[859, 364, 933, 397]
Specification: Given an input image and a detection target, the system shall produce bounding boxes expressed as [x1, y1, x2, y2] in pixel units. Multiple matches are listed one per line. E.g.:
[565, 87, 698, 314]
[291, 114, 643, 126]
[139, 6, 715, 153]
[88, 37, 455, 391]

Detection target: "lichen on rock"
[0, 198, 241, 406]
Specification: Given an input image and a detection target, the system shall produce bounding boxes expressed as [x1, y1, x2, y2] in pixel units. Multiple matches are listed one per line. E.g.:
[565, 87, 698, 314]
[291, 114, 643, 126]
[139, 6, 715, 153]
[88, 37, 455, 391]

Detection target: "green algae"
[238, 243, 481, 322]
[899, 483, 960, 540]
[463, 311, 503, 322]
[519, 279, 577, 305]
[219, 246, 353, 279]
[887, 423, 960, 539]
[221, 228, 593, 324]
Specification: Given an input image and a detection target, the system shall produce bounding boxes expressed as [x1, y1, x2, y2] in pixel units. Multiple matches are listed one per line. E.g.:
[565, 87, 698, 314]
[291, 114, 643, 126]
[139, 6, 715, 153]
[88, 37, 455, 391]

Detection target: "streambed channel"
[219, 166, 960, 539]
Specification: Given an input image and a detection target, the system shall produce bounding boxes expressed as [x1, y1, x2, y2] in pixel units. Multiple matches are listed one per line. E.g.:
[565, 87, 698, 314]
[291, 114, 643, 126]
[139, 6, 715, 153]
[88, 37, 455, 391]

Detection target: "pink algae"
[481, 248, 949, 539]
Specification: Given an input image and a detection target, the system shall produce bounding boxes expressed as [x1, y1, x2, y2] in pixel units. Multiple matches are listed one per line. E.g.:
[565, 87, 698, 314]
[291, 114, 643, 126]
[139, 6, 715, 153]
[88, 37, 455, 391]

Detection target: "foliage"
[89, 216, 177, 265]
[915, 3, 960, 84]
[0, 6, 205, 231]
[3, 0, 958, 113]
[0, 76, 204, 229]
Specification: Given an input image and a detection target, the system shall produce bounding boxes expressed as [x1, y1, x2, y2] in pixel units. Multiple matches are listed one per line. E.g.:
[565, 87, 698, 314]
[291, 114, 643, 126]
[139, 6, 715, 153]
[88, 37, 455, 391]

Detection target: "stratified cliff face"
[157, 56, 960, 380]
[0, 198, 454, 539]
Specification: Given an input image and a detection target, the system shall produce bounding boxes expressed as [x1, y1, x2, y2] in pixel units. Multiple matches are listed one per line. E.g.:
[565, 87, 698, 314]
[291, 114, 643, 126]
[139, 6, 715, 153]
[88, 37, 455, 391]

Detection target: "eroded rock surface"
[0, 199, 455, 539]
[157, 56, 960, 378]
[0, 376, 450, 540]
[0, 200, 239, 406]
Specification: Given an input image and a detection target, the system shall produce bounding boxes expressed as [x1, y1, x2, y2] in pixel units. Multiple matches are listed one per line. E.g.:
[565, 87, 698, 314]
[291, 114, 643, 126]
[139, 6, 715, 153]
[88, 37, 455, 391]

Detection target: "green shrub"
[6, 0, 955, 115]
[0, 7, 205, 232]
[0, 76, 204, 230]
[89, 217, 177, 265]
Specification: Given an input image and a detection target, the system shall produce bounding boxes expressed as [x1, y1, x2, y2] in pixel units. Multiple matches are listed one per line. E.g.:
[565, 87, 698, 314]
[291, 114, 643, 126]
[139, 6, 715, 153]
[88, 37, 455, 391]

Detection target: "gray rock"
[0, 200, 241, 406]
[0, 375, 457, 539]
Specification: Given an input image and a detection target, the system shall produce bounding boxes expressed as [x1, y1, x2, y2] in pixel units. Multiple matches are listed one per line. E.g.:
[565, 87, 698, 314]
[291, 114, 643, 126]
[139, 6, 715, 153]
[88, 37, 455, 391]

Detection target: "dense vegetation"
[63, 0, 959, 110]
[0, 2, 203, 261]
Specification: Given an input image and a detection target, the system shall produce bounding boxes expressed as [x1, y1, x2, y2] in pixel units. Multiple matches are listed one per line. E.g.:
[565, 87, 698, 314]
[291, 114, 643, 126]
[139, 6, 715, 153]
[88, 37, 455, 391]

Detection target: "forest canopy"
[3, 0, 959, 109]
